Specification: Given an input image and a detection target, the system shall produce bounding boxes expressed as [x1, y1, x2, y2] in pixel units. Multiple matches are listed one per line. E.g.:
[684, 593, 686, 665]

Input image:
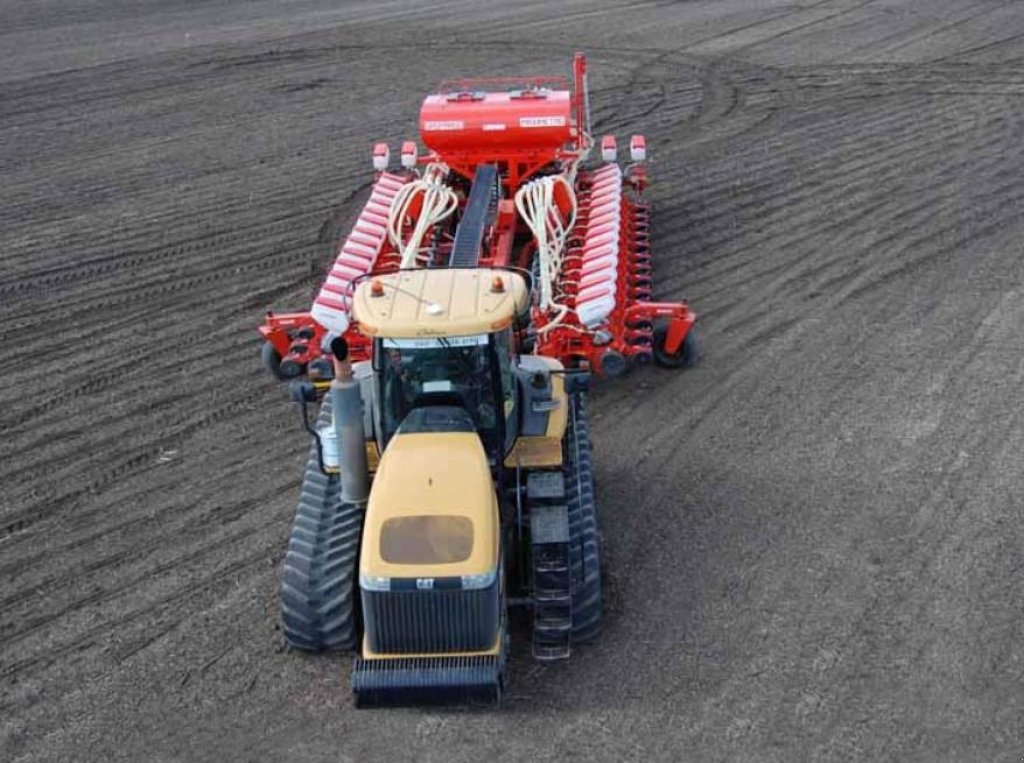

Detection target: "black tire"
[279, 394, 362, 650]
[262, 341, 304, 381]
[653, 324, 700, 369]
[565, 392, 602, 642]
[261, 341, 283, 378]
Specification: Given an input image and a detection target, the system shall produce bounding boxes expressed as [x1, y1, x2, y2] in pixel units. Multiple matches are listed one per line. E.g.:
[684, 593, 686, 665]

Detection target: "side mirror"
[290, 380, 330, 475]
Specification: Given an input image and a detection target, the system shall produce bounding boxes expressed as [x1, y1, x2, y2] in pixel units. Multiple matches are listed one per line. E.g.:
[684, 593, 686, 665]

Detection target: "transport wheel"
[261, 341, 283, 377]
[278, 356, 304, 378]
[262, 341, 304, 380]
[566, 392, 602, 642]
[279, 394, 361, 650]
[653, 324, 700, 369]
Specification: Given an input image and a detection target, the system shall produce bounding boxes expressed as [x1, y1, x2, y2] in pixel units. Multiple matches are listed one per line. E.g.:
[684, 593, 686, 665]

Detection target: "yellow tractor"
[268, 54, 702, 706]
[282, 268, 601, 706]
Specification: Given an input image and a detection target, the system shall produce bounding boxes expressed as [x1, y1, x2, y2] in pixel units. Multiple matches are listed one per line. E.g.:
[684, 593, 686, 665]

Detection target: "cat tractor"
[262, 53, 699, 706]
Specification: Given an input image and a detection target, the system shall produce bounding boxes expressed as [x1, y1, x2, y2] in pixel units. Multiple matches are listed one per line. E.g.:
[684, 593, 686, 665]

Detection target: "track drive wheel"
[653, 323, 700, 369]
[566, 392, 603, 641]
[279, 394, 362, 650]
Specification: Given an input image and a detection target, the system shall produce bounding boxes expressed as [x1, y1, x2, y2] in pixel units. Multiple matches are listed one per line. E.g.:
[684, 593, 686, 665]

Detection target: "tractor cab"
[373, 331, 517, 460]
[353, 268, 529, 463]
[266, 52, 696, 707]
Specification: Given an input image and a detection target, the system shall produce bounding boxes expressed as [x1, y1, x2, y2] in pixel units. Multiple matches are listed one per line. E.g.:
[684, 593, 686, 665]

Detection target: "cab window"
[494, 328, 517, 452]
[375, 335, 500, 453]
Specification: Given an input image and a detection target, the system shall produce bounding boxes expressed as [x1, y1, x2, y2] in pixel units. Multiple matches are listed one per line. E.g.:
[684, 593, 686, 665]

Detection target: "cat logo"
[416, 578, 435, 590]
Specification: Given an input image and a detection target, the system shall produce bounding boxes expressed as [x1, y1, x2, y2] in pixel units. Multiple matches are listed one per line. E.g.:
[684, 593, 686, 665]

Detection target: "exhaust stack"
[329, 336, 369, 505]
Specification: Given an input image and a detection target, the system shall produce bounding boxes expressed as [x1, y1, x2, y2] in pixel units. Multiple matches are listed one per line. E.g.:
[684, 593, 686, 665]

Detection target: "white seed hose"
[387, 163, 459, 268]
[514, 174, 577, 333]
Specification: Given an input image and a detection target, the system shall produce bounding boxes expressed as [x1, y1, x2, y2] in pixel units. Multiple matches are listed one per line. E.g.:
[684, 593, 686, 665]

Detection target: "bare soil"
[2, 1, 1023, 760]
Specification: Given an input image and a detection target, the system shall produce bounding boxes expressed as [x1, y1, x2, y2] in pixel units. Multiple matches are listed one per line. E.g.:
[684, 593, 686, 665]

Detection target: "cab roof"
[352, 268, 528, 338]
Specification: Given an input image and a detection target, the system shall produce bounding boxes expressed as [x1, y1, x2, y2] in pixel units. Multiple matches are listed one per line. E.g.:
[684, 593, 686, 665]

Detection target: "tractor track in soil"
[1, 1, 1022, 761]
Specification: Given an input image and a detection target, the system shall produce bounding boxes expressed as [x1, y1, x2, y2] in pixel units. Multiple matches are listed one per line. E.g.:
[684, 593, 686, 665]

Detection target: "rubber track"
[279, 395, 362, 651]
[565, 392, 602, 642]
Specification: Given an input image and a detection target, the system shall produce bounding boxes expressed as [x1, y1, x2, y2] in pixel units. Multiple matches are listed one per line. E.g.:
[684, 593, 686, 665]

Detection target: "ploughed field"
[2, 1, 1022, 760]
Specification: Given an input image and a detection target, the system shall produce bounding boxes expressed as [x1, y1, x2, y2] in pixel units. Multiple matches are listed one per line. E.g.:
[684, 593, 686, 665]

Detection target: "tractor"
[262, 53, 699, 705]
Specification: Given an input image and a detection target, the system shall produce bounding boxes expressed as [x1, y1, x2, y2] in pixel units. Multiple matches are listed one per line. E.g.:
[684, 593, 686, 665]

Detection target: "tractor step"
[531, 503, 570, 543]
[533, 642, 571, 661]
[527, 471, 566, 502]
[530, 504, 572, 660]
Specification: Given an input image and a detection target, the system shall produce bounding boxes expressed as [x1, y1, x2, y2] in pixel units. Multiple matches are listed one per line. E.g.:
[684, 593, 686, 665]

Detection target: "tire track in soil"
[0, 461, 292, 649]
[0, 28, 393, 699]
[669, 116, 1019, 309]
[0, 379, 268, 530]
[0, 196, 348, 512]
[651, 94, 983, 265]
[632, 167, 1024, 477]
[657, 83, 1019, 287]
[0, 542, 276, 688]
[677, 63, 1024, 184]
[787, 286, 1024, 758]
[670, 81, 1014, 231]
[0, 246, 314, 359]
[0, 209, 322, 299]
[596, 55, 1024, 450]
[0, 461, 293, 590]
[0, 503, 288, 653]
[832, 0, 1018, 63]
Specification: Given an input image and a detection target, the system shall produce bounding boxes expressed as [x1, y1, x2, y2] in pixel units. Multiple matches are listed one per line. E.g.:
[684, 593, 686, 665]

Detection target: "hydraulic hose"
[387, 163, 459, 269]
[514, 174, 578, 334]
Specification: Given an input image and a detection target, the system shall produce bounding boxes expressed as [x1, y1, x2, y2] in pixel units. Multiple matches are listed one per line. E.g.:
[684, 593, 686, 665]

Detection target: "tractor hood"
[360, 408, 499, 581]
